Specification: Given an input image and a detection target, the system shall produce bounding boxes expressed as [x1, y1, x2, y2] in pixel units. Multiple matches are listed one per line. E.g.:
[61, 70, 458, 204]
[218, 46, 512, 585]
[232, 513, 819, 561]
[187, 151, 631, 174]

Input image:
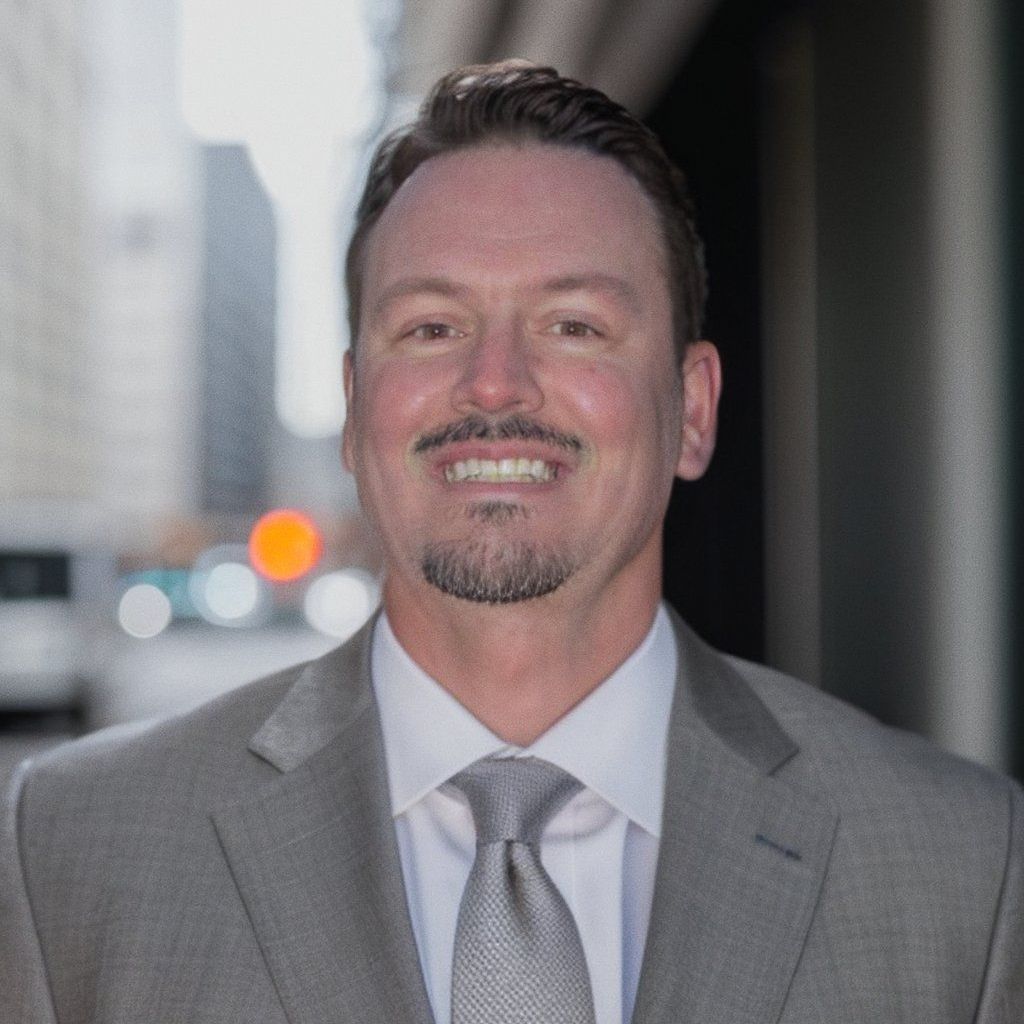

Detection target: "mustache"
[413, 415, 584, 454]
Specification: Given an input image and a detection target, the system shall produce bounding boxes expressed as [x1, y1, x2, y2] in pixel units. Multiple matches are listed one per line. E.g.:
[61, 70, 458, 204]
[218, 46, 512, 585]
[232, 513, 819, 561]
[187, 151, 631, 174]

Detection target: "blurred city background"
[2, 0, 1022, 780]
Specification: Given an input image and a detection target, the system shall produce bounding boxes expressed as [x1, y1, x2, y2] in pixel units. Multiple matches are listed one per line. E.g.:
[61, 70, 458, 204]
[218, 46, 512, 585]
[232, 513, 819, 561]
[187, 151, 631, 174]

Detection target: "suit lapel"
[632, 617, 838, 1024]
[213, 620, 435, 1024]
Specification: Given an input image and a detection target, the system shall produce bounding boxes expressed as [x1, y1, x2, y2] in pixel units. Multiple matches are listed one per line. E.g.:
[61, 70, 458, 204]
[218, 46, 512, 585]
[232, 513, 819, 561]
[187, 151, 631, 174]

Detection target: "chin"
[420, 539, 576, 605]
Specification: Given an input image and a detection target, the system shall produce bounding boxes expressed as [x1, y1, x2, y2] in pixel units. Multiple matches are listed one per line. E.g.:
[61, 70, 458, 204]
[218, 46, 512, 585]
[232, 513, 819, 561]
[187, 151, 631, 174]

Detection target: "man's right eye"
[409, 323, 461, 340]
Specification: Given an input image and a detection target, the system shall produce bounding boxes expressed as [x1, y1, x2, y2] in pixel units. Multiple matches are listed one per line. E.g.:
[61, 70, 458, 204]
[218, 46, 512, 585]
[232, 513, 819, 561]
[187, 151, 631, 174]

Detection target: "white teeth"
[443, 457, 556, 483]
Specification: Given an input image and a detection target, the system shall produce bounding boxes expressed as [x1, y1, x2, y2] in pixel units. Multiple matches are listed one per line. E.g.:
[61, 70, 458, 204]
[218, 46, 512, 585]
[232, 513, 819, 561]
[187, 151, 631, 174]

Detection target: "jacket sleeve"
[974, 777, 1024, 1024]
[0, 761, 59, 1024]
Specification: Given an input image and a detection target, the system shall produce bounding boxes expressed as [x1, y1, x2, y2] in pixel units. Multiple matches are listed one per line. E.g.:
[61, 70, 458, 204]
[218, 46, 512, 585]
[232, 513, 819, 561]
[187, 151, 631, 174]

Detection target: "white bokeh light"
[189, 544, 269, 628]
[203, 562, 260, 622]
[303, 569, 380, 640]
[118, 584, 173, 639]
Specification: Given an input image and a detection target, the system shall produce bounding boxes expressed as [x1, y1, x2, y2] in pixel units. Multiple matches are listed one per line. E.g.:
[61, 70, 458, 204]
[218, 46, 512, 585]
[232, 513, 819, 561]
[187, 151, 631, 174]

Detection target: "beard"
[421, 543, 573, 603]
[421, 530, 576, 604]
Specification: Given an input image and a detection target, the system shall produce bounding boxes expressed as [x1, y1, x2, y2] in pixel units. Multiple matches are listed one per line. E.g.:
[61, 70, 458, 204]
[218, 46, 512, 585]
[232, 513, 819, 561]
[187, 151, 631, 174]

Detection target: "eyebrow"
[537, 274, 643, 313]
[371, 277, 471, 318]
[370, 271, 643, 317]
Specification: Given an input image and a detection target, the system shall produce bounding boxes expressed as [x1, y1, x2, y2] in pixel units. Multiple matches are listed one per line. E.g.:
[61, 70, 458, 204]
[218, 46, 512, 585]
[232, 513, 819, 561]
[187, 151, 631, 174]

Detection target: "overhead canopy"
[392, 0, 719, 115]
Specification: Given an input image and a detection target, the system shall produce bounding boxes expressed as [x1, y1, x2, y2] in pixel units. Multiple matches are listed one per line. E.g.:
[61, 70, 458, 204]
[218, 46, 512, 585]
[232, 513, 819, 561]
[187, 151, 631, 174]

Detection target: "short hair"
[345, 60, 707, 359]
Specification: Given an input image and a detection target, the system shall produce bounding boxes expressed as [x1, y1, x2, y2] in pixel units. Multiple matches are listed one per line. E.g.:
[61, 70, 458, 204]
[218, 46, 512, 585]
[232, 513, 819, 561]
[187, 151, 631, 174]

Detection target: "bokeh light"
[249, 509, 323, 581]
[117, 584, 173, 639]
[203, 562, 260, 621]
[121, 569, 196, 618]
[303, 569, 380, 640]
[189, 544, 270, 628]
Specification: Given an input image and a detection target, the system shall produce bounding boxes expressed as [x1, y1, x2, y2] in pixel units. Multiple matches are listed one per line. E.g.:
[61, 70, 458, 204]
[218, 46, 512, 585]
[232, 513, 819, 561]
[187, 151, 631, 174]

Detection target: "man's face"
[343, 143, 716, 610]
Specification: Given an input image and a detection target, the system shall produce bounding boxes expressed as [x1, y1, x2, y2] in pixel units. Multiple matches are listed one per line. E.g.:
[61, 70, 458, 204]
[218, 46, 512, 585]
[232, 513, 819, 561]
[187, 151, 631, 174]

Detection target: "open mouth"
[443, 457, 557, 484]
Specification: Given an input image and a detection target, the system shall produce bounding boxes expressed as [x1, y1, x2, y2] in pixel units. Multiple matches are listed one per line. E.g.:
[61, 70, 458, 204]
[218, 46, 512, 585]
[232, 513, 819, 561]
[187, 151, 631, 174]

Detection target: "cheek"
[572, 365, 683, 506]
[560, 361, 640, 429]
[566, 362, 674, 445]
[354, 360, 447, 450]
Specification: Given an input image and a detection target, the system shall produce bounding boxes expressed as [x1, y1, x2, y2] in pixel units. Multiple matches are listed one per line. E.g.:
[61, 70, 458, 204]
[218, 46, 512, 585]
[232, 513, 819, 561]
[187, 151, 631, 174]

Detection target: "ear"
[341, 349, 356, 473]
[676, 341, 722, 481]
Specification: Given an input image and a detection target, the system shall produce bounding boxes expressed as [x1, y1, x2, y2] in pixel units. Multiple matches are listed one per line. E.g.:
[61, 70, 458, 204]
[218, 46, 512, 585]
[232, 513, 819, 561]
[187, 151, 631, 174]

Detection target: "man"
[2, 61, 1022, 1024]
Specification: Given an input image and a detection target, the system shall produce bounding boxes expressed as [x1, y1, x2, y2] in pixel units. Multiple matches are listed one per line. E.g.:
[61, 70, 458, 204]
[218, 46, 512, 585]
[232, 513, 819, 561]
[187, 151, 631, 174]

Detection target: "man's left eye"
[551, 320, 598, 337]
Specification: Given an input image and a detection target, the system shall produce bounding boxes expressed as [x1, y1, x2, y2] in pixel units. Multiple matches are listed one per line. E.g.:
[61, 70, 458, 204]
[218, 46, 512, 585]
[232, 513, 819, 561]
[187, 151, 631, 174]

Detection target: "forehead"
[361, 143, 668, 297]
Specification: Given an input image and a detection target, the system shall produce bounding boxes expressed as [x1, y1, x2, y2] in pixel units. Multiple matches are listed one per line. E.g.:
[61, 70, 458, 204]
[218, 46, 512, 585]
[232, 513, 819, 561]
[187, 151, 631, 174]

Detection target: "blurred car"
[0, 551, 83, 724]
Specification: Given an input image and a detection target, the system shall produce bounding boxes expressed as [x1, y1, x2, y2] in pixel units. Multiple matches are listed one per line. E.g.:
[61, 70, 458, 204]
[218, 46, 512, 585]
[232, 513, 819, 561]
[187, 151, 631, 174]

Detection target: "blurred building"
[0, 0, 101, 723]
[0, 0, 94, 514]
[199, 144, 277, 516]
[89, 3, 279, 544]
[88, 0, 202, 548]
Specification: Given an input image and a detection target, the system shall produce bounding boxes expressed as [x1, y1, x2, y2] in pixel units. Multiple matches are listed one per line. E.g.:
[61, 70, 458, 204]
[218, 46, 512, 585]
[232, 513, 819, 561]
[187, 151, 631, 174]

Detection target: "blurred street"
[85, 623, 337, 728]
[0, 621, 338, 789]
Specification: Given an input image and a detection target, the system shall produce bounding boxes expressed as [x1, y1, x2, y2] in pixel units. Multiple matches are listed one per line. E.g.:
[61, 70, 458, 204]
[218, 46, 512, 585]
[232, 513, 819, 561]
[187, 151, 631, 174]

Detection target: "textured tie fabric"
[449, 756, 597, 1024]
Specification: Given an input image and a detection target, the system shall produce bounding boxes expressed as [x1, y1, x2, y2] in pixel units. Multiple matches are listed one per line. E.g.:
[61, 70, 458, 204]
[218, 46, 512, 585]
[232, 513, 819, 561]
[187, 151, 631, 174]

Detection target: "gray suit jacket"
[2, 614, 1022, 1023]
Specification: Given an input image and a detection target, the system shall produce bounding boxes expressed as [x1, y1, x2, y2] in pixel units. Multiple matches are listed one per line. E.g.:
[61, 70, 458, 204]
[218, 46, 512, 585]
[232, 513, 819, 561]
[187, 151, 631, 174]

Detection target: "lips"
[443, 457, 557, 483]
[415, 415, 583, 487]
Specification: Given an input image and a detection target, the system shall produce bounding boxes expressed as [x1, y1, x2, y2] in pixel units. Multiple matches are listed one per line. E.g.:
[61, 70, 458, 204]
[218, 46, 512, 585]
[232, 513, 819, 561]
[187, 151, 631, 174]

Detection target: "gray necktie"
[449, 756, 597, 1024]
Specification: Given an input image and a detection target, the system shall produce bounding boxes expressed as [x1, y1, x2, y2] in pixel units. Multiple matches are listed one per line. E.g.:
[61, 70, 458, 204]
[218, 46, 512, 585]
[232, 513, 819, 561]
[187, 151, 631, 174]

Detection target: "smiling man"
[3, 62, 1023, 1024]
[342, 136, 718, 747]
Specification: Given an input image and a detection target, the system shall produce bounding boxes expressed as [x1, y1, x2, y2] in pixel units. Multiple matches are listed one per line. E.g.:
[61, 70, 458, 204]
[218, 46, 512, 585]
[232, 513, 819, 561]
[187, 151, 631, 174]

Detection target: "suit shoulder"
[724, 652, 1020, 817]
[15, 657, 310, 809]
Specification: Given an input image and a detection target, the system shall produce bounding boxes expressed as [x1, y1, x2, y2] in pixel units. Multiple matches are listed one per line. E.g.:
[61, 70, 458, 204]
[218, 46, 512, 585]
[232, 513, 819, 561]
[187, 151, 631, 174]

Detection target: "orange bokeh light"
[248, 509, 323, 582]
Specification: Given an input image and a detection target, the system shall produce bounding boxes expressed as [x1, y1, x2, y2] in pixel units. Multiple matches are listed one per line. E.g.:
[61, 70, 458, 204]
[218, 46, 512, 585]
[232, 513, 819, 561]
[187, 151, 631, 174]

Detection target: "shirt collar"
[371, 605, 677, 839]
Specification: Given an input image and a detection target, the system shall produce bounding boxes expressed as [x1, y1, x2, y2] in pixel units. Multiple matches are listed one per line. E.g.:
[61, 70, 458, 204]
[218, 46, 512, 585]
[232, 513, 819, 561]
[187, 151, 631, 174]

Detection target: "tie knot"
[450, 757, 582, 845]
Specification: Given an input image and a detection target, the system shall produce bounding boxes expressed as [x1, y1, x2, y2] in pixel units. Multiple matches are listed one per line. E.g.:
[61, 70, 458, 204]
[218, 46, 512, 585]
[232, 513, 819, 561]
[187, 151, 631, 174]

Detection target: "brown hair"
[345, 60, 707, 358]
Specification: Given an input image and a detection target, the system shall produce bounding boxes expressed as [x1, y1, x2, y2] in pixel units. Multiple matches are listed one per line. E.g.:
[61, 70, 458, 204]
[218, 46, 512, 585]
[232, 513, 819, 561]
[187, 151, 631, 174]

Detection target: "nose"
[452, 324, 543, 415]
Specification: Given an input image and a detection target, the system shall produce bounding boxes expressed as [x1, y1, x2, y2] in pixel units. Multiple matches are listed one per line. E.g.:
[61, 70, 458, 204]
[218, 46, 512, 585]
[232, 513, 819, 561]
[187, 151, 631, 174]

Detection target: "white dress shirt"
[371, 604, 678, 1024]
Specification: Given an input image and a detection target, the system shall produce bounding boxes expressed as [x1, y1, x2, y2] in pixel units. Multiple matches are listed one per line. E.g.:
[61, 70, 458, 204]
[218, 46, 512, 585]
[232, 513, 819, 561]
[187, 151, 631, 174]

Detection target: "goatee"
[421, 540, 575, 604]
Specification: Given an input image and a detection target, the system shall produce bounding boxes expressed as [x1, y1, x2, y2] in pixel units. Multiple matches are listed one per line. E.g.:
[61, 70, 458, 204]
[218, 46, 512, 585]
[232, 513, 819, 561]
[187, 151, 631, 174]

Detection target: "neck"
[382, 557, 662, 746]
